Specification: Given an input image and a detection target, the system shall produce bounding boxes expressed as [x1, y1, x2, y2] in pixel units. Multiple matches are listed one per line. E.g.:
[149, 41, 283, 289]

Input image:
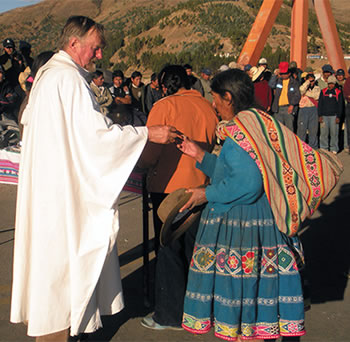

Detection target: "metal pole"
[313, 0, 348, 76]
[290, 0, 308, 70]
[238, 0, 283, 66]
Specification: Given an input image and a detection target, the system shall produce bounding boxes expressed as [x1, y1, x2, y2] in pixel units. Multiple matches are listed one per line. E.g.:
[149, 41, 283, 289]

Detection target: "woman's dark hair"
[158, 65, 190, 96]
[31, 51, 55, 78]
[25, 50, 55, 92]
[211, 68, 255, 114]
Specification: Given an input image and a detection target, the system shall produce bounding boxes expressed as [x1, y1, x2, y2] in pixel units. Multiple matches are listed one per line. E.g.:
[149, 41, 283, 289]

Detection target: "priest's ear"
[67, 36, 81, 52]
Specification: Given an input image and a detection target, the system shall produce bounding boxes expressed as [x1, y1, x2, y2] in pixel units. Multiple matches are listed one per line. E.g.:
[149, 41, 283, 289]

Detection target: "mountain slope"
[0, 0, 348, 74]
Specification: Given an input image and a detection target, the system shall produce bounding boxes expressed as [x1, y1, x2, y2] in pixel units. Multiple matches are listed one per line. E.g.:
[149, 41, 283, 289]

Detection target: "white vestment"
[10, 51, 148, 336]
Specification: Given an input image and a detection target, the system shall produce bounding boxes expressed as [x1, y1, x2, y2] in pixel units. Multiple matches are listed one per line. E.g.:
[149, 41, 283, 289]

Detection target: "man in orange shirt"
[139, 64, 218, 330]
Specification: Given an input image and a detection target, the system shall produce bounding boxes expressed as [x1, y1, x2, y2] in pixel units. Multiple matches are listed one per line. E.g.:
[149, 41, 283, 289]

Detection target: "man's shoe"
[140, 316, 183, 331]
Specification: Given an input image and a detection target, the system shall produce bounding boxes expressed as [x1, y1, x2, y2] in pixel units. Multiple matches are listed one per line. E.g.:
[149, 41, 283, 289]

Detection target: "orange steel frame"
[238, 0, 347, 75]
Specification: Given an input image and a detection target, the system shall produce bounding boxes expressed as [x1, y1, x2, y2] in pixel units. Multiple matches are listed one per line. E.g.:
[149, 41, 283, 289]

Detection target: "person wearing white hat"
[251, 65, 272, 112]
[218, 64, 229, 72]
[258, 57, 268, 69]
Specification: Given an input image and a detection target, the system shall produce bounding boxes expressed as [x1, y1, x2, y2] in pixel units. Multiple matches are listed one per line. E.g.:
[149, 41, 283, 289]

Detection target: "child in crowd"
[318, 75, 344, 154]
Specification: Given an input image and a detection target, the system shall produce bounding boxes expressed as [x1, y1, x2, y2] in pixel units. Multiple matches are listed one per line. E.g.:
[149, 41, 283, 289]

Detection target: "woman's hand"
[180, 187, 207, 212]
[177, 136, 205, 163]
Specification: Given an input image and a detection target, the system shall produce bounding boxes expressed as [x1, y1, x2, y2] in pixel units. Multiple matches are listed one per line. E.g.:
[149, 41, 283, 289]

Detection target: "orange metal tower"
[237, 0, 347, 74]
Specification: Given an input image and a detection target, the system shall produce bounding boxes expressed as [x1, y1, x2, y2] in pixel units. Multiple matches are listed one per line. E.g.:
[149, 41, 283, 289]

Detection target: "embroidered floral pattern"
[242, 251, 255, 274]
[216, 249, 226, 271]
[192, 246, 216, 272]
[228, 255, 239, 270]
[182, 313, 211, 333]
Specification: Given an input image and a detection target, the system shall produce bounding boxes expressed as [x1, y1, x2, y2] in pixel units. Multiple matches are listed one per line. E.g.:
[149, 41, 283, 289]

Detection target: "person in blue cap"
[200, 67, 213, 102]
[318, 64, 334, 90]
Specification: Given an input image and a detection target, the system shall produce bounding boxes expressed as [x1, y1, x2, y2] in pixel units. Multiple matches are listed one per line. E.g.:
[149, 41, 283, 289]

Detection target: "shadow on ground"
[300, 183, 350, 304]
[86, 260, 156, 341]
[76, 183, 350, 341]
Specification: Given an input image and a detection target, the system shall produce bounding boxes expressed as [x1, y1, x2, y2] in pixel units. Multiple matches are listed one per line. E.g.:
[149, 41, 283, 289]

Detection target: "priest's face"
[75, 28, 103, 68]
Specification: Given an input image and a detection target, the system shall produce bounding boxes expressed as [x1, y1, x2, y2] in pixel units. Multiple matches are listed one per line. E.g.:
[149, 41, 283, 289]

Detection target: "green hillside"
[0, 0, 348, 75]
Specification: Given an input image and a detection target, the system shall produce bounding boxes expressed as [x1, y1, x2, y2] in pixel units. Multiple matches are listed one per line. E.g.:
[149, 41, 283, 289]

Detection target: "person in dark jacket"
[0, 38, 23, 89]
[144, 72, 162, 114]
[128, 70, 146, 113]
[269, 61, 301, 131]
[318, 75, 344, 154]
[0, 65, 18, 121]
[343, 68, 350, 154]
[184, 64, 204, 96]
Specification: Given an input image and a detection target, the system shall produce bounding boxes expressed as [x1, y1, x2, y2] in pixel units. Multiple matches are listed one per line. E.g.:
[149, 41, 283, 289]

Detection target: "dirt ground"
[0, 150, 350, 342]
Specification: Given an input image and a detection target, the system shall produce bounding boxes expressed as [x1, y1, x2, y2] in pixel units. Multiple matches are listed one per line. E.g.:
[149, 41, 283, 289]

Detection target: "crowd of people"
[89, 57, 350, 157]
[243, 58, 349, 155]
[5, 15, 344, 342]
[1, 33, 349, 158]
[0, 38, 33, 148]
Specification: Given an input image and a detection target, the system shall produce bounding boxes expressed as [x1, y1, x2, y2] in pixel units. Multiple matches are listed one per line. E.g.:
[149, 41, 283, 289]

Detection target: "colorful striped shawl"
[216, 108, 343, 236]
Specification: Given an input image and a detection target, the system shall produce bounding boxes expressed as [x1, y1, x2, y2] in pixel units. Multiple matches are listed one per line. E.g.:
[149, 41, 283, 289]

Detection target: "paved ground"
[0, 151, 349, 342]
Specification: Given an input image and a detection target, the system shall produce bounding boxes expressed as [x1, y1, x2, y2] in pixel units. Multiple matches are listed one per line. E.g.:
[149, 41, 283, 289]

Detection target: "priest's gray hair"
[58, 16, 106, 50]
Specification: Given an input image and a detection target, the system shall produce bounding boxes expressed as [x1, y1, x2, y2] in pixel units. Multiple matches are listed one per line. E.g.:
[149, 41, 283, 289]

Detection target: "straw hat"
[251, 66, 265, 82]
[158, 188, 202, 247]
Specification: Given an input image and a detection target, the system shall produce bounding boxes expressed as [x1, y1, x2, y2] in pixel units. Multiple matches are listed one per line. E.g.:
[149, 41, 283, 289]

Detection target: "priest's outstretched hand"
[147, 125, 180, 144]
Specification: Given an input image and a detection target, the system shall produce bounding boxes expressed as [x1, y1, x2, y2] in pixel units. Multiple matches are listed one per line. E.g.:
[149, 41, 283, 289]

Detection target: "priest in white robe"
[10, 16, 177, 340]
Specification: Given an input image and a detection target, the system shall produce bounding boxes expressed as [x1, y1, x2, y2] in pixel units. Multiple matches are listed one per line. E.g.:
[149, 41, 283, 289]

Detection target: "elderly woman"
[177, 69, 342, 341]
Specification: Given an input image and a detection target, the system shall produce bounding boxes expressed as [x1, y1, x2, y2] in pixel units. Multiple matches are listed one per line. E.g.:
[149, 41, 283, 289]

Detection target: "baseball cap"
[201, 68, 212, 76]
[279, 62, 289, 74]
[322, 64, 334, 73]
[336, 68, 345, 76]
[244, 64, 252, 72]
[301, 72, 308, 79]
[3, 38, 15, 48]
[258, 58, 267, 65]
[327, 75, 337, 84]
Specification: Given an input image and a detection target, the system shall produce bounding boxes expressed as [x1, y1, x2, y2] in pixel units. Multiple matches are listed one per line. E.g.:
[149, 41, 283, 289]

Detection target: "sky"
[0, 0, 41, 14]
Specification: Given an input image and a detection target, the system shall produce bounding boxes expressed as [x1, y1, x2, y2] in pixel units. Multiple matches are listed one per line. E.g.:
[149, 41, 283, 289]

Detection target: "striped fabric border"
[0, 150, 20, 185]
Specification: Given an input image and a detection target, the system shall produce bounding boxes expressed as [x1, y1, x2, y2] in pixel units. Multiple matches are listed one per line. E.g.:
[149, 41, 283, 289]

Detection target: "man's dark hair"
[158, 65, 190, 96]
[112, 70, 124, 79]
[150, 72, 158, 82]
[131, 71, 142, 79]
[211, 69, 255, 114]
[91, 70, 104, 80]
[183, 64, 192, 70]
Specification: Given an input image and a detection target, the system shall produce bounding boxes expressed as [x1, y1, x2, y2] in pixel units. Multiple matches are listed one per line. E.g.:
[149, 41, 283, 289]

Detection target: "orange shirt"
[140, 88, 218, 193]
